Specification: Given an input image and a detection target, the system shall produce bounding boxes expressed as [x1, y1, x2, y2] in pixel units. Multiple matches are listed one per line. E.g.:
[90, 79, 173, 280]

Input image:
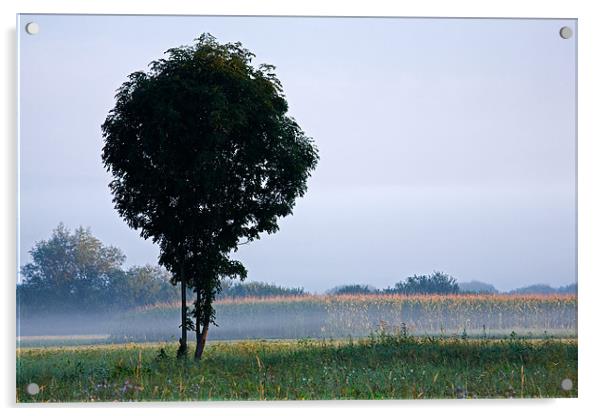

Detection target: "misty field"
[114, 293, 577, 343]
[16, 334, 577, 402]
[17, 294, 578, 401]
[18, 294, 577, 346]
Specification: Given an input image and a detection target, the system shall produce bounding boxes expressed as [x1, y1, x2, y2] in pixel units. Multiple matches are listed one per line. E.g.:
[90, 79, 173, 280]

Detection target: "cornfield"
[110, 294, 577, 342]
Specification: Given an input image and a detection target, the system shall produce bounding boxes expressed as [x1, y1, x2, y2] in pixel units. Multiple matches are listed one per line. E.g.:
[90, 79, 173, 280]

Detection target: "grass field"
[17, 333, 577, 402]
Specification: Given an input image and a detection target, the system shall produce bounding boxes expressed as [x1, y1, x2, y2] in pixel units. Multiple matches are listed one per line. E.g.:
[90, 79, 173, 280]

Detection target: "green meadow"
[17, 334, 577, 402]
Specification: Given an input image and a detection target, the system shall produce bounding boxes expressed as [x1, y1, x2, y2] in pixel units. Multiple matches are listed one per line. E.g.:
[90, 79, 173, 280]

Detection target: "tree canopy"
[101, 34, 319, 358]
[388, 272, 460, 295]
[19, 224, 125, 312]
[18, 224, 178, 314]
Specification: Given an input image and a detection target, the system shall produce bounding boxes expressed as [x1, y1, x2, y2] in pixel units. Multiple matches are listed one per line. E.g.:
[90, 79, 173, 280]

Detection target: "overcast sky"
[18, 15, 576, 292]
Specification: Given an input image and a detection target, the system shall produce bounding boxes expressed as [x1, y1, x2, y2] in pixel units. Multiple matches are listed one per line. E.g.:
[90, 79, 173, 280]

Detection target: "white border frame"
[3, 1, 600, 415]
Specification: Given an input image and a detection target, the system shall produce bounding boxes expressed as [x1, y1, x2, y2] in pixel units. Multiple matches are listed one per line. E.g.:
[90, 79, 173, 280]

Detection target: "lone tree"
[101, 34, 319, 360]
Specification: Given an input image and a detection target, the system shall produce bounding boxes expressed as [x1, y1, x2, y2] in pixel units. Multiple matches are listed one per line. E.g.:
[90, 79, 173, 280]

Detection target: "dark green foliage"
[387, 271, 460, 295]
[327, 284, 376, 295]
[111, 265, 178, 308]
[218, 281, 305, 298]
[18, 224, 177, 314]
[18, 224, 126, 313]
[101, 33, 319, 348]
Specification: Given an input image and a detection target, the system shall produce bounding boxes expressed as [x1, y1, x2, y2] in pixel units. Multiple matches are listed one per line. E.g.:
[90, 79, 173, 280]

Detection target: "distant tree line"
[507, 283, 577, 295]
[386, 272, 460, 294]
[327, 284, 377, 295]
[329, 272, 460, 296]
[18, 225, 577, 315]
[17, 225, 306, 314]
[219, 281, 305, 298]
[328, 277, 577, 296]
[17, 224, 178, 314]
[457, 280, 498, 294]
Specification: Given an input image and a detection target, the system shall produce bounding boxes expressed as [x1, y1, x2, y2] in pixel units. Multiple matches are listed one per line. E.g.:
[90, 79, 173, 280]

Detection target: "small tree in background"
[112, 265, 178, 308]
[390, 271, 460, 295]
[19, 224, 125, 314]
[102, 34, 319, 360]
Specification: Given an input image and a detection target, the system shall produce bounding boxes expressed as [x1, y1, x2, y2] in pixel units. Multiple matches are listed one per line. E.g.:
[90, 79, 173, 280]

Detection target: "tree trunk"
[194, 289, 202, 359]
[177, 263, 187, 358]
[194, 287, 211, 360]
[194, 317, 210, 360]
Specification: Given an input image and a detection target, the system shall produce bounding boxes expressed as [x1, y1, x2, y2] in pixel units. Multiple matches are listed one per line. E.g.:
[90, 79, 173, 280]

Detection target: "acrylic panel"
[17, 14, 577, 402]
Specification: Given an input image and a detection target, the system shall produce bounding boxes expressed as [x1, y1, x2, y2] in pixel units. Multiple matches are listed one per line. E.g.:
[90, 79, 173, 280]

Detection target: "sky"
[18, 15, 577, 292]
